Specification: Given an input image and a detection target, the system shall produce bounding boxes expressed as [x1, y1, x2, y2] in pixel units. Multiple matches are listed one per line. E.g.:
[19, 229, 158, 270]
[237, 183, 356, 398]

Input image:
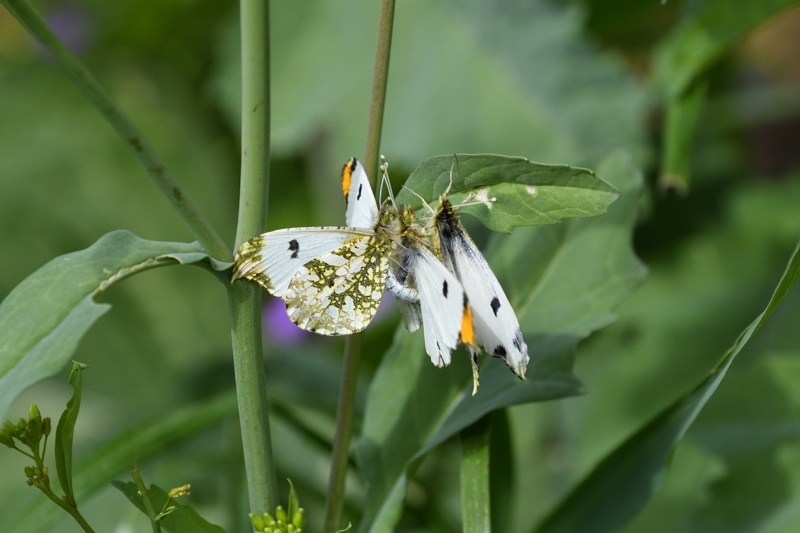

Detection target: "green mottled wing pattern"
[284, 233, 393, 335]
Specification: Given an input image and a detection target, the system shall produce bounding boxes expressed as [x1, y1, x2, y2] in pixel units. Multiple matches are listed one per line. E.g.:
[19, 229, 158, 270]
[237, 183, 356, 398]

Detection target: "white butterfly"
[344, 158, 474, 372]
[232, 158, 399, 335]
[391, 161, 530, 390]
[430, 188, 529, 382]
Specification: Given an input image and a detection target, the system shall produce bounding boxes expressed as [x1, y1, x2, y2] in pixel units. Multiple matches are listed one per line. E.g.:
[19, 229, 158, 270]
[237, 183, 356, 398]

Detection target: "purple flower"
[263, 296, 309, 345]
[44, 6, 94, 54]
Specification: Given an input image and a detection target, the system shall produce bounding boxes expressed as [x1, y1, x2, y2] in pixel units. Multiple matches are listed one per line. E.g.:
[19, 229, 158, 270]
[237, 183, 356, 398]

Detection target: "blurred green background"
[1, 0, 799, 531]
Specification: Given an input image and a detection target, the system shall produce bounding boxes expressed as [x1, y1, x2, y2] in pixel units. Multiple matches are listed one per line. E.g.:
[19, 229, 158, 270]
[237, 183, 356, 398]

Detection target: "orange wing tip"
[341, 157, 357, 198]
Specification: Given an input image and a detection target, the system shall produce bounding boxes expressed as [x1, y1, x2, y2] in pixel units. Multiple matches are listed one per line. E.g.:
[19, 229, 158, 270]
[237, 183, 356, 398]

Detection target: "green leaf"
[54, 361, 88, 502]
[0, 230, 231, 420]
[396, 154, 619, 233]
[536, 239, 800, 532]
[113, 481, 225, 533]
[287, 478, 301, 524]
[656, 0, 800, 99]
[2, 393, 237, 532]
[356, 150, 646, 532]
[460, 416, 491, 533]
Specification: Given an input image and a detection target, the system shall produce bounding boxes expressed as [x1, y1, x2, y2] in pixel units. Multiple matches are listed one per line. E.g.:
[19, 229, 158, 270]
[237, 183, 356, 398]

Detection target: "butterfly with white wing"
[232, 159, 400, 335]
[430, 163, 529, 382]
[389, 159, 530, 391]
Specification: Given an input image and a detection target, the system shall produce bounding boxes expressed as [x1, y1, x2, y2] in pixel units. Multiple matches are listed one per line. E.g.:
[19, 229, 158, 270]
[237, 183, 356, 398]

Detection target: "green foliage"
[0, 0, 798, 531]
[114, 479, 225, 533]
[397, 154, 619, 233]
[54, 361, 88, 505]
[0, 230, 229, 420]
[538, 241, 800, 532]
[249, 480, 306, 532]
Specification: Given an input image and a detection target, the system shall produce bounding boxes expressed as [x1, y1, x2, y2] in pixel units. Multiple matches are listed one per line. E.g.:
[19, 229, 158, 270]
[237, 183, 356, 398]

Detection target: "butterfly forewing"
[233, 227, 373, 298]
[342, 157, 379, 229]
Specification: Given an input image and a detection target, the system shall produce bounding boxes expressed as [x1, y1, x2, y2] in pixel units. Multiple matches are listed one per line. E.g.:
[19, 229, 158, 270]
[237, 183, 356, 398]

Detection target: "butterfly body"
[390, 205, 473, 368]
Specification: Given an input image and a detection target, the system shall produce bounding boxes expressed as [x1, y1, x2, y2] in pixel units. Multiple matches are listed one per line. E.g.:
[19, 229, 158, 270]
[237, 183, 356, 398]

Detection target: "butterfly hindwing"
[285, 232, 392, 335]
[399, 242, 470, 367]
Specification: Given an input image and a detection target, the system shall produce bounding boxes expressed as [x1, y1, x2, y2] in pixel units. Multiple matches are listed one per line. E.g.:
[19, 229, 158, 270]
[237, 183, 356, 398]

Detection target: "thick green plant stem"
[230, 0, 278, 516]
[323, 1, 396, 531]
[460, 416, 492, 533]
[1, 0, 231, 262]
[228, 282, 277, 514]
[324, 334, 362, 532]
[362, 0, 397, 181]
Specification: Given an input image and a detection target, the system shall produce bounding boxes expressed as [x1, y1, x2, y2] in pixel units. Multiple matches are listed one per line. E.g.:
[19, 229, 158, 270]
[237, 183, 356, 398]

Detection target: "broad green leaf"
[356, 151, 645, 531]
[2, 393, 236, 532]
[54, 361, 88, 502]
[113, 481, 225, 533]
[536, 239, 800, 532]
[656, 0, 800, 98]
[396, 154, 619, 234]
[0, 230, 230, 420]
[538, 177, 800, 532]
[460, 416, 491, 533]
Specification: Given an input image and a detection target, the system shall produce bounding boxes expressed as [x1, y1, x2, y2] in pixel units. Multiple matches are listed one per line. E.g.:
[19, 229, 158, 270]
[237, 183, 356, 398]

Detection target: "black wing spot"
[327, 278, 335, 288]
[357, 183, 363, 200]
[493, 345, 507, 357]
[513, 330, 524, 351]
[490, 297, 501, 317]
[442, 280, 449, 298]
[288, 239, 300, 259]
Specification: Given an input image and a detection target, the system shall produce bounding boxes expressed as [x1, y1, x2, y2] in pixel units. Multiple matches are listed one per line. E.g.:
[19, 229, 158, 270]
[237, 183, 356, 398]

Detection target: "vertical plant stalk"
[1, 0, 230, 261]
[324, 1, 396, 531]
[460, 416, 492, 533]
[230, 0, 278, 516]
[362, 0, 396, 181]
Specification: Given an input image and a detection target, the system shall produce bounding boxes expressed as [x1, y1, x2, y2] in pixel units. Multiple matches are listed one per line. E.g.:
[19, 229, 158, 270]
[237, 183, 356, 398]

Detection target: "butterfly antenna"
[400, 184, 435, 217]
[442, 155, 457, 197]
[380, 155, 397, 209]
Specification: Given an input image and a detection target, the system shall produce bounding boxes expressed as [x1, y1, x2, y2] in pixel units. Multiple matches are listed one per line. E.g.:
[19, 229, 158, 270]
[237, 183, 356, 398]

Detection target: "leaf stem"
[324, 1, 396, 531]
[131, 469, 161, 533]
[229, 0, 278, 516]
[38, 482, 95, 533]
[1, 0, 231, 261]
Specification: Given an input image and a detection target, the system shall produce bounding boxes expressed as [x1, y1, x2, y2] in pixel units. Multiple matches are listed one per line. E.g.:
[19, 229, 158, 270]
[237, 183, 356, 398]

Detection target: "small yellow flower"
[168, 483, 191, 498]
